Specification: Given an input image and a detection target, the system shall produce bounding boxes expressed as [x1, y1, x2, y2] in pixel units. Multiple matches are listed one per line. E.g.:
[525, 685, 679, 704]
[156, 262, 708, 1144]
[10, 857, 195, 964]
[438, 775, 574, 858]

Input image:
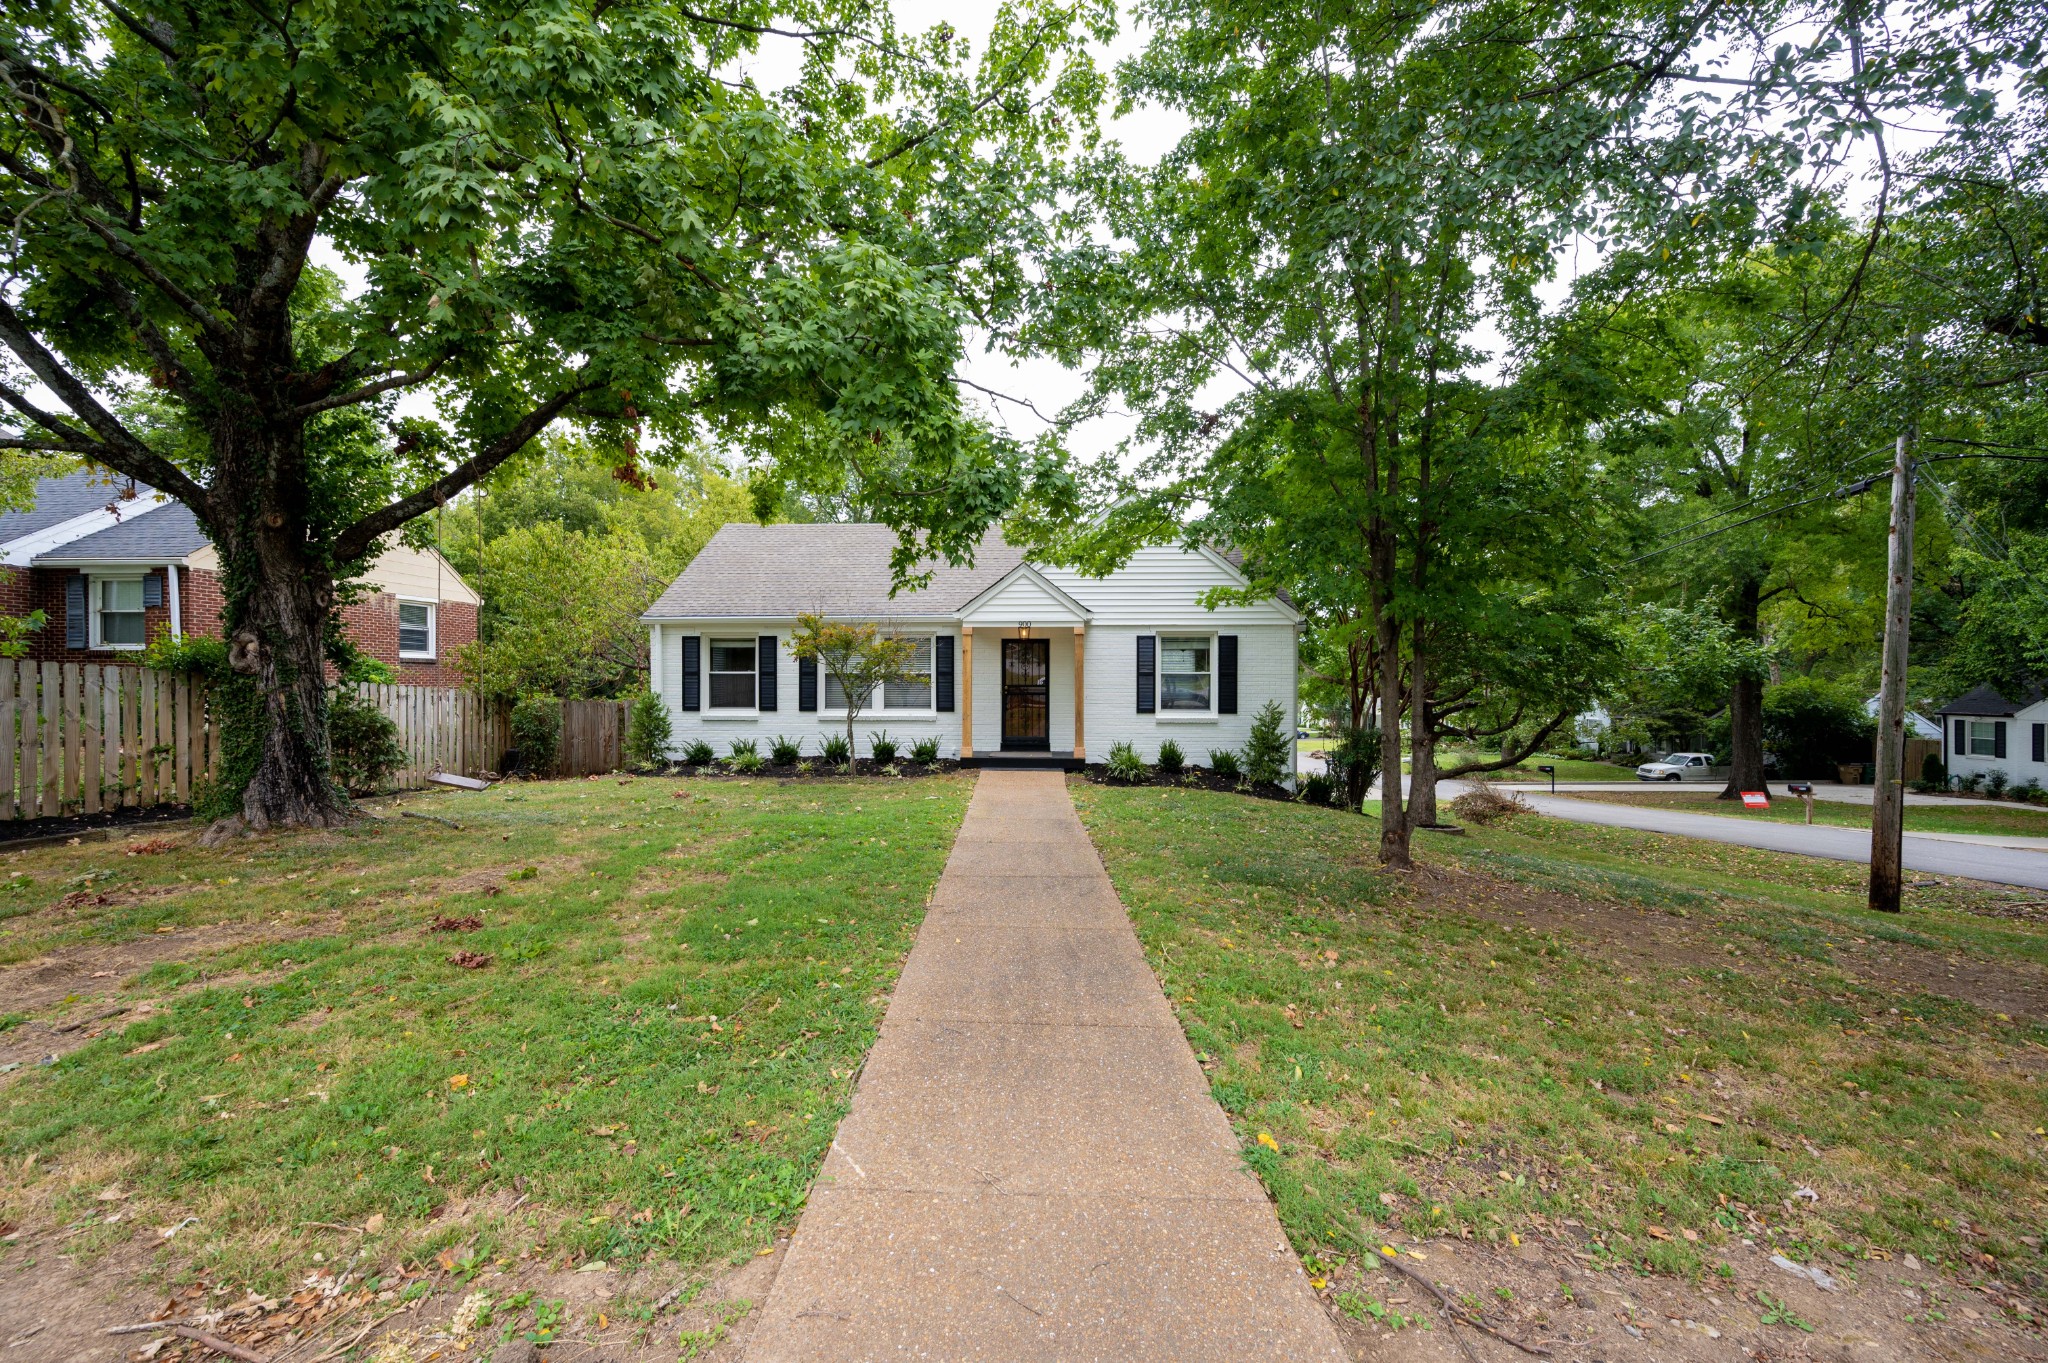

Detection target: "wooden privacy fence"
[0, 661, 215, 820]
[558, 698, 626, 777]
[350, 684, 510, 790]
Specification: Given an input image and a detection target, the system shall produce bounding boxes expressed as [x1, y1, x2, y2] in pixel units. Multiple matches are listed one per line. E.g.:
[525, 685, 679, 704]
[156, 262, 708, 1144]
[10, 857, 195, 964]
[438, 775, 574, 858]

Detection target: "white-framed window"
[1158, 635, 1213, 712]
[825, 634, 935, 713]
[91, 576, 146, 650]
[708, 639, 758, 710]
[1967, 720, 2000, 757]
[397, 599, 436, 659]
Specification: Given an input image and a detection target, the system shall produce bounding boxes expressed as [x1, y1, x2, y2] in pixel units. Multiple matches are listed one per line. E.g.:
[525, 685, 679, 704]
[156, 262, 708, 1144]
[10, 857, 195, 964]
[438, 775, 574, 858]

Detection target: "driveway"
[1510, 791, 2048, 892]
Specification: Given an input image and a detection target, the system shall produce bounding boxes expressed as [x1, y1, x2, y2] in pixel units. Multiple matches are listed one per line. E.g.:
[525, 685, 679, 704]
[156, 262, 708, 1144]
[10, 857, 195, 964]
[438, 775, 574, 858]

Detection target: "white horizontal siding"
[652, 622, 965, 761]
[1944, 701, 2048, 787]
[1040, 547, 1297, 627]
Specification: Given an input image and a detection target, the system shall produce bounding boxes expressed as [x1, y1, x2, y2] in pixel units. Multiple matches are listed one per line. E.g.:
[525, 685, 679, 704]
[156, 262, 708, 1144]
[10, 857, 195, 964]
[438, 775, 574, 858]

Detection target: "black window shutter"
[798, 656, 818, 712]
[1954, 718, 1966, 755]
[65, 574, 87, 648]
[2033, 722, 2045, 764]
[1994, 721, 2007, 759]
[1136, 635, 1156, 714]
[1217, 635, 1238, 714]
[142, 573, 162, 608]
[680, 636, 700, 711]
[934, 635, 955, 712]
[758, 635, 778, 712]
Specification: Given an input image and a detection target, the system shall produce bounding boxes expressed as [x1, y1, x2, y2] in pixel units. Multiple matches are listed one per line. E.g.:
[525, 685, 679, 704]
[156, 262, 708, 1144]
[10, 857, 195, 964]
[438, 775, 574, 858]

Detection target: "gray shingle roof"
[1937, 682, 2045, 716]
[0, 468, 154, 544]
[32, 498, 209, 565]
[644, 523, 1028, 619]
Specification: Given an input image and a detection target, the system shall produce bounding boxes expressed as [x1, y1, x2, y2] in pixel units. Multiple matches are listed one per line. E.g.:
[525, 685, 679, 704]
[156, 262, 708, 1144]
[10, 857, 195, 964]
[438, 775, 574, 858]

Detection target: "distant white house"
[640, 524, 1301, 766]
[1937, 684, 2048, 788]
[1864, 694, 1942, 741]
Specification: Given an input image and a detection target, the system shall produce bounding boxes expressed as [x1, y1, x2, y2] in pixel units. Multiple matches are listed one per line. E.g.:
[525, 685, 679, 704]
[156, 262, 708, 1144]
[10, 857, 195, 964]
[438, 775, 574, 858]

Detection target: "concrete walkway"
[746, 771, 1346, 1361]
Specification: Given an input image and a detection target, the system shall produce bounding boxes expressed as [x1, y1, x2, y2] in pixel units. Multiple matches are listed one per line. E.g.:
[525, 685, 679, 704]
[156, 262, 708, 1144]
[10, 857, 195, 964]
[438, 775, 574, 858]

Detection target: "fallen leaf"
[364, 1213, 386, 1234]
[447, 1074, 469, 1090]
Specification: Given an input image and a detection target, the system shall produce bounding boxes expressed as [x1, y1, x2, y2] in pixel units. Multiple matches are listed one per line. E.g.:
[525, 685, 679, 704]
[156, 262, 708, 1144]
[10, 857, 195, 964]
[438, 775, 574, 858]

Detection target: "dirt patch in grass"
[0, 918, 280, 1017]
[1405, 861, 2048, 1021]
[1313, 1233, 2045, 1362]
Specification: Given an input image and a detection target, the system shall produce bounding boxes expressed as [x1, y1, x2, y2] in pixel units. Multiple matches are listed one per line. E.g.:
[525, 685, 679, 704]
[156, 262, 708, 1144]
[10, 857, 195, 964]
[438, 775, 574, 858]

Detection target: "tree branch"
[0, 297, 208, 504]
[290, 354, 450, 419]
[330, 379, 601, 563]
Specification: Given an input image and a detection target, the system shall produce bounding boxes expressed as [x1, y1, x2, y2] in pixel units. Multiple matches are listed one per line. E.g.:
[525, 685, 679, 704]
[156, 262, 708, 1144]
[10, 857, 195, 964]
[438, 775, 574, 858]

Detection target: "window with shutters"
[708, 640, 758, 709]
[1967, 720, 2000, 756]
[91, 576, 145, 649]
[397, 600, 436, 659]
[1158, 635, 1212, 711]
[825, 634, 935, 712]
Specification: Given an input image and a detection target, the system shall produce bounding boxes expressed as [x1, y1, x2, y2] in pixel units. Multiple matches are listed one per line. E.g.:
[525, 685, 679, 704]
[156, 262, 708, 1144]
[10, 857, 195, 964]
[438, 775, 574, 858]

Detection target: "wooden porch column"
[1073, 625, 1085, 761]
[959, 626, 974, 758]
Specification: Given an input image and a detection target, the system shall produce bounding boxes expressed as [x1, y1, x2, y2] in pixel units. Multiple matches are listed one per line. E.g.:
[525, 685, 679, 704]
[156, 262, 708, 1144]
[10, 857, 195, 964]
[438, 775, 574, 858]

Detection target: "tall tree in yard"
[0, 0, 1098, 835]
[1025, 0, 1668, 865]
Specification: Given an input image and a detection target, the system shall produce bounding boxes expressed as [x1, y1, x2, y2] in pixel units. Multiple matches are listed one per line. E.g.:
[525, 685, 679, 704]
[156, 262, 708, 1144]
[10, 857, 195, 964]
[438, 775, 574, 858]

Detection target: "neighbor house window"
[1158, 635, 1212, 711]
[1968, 720, 2000, 756]
[708, 639, 758, 709]
[92, 577, 145, 649]
[397, 600, 435, 659]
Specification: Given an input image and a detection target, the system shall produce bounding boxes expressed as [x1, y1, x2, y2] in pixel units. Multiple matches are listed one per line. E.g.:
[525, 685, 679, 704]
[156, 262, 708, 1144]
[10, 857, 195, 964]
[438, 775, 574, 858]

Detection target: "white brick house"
[1937, 683, 2048, 789]
[640, 524, 1300, 767]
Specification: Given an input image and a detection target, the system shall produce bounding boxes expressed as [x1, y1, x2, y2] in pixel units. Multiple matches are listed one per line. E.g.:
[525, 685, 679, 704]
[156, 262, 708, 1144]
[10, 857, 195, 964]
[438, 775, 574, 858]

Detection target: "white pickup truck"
[1635, 752, 1724, 782]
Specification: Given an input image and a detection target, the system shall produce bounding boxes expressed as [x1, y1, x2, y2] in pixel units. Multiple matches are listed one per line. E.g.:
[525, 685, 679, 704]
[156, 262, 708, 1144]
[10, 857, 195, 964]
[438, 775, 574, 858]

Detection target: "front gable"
[956, 563, 1092, 627]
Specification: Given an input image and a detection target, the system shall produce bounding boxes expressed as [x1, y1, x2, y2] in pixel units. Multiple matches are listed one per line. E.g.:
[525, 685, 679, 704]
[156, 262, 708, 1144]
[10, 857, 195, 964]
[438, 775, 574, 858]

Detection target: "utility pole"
[1868, 421, 1916, 913]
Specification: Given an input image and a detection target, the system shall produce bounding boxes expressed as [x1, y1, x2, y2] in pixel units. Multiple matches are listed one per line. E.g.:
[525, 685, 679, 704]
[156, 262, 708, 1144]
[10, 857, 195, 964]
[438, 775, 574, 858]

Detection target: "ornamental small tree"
[625, 690, 673, 770]
[789, 615, 919, 766]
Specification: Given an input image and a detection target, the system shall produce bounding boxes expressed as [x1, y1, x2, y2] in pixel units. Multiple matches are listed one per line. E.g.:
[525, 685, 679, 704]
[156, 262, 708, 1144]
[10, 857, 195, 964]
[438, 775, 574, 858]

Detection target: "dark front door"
[1001, 638, 1051, 750]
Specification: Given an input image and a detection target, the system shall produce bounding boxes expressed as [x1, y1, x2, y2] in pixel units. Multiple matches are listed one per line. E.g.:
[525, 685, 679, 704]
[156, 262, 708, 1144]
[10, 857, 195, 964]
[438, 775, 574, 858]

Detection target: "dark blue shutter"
[142, 573, 163, 608]
[1136, 635, 1155, 714]
[1995, 721, 2007, 759]
[65, 574, 87, 648]
[1954, 718, 1966, 755]
[1217, 635, 1238, 714]
[934, 635, 955, 711]
[680, 636, 700, 711]
[2033, 723, 2045, 764]
[757, 635, 778, 711]
[798, 655, 818, 711]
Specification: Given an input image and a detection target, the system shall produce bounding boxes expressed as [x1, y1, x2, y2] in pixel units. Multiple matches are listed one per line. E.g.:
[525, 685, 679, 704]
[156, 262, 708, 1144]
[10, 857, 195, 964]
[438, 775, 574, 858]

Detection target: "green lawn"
[0, 775, 971, 1306]
[1563, 787, 2048, 837]
[1072, 781, 2048, 1316]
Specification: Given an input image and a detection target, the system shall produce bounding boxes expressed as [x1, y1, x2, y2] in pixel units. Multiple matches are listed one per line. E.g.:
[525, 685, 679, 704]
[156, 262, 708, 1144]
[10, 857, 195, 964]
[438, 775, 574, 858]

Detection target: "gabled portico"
[955, 564, 1092, 763]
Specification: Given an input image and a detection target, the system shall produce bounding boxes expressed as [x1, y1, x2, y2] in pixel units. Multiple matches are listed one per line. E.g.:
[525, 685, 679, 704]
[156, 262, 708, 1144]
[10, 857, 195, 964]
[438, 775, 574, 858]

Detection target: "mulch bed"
[1075, 763, 1304, 804]
[664, 758, 964, 781]
[0, 802, 194, 848]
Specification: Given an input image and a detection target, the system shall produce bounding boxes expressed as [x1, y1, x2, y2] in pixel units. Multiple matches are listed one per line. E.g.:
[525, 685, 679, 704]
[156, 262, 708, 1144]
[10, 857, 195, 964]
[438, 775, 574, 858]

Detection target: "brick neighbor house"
[0, 470, 479, 684]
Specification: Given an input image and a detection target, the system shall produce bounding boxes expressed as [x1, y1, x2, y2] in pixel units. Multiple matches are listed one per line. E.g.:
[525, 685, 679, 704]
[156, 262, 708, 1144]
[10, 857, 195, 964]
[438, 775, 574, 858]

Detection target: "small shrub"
[1300, 773, 1334, 806]
[910, 736, 941, 764]
[821, 733, 851, 765]
[2012, 778, 2042, 805]
[682, 738, 715, 765]
[1909, 779, 1943, 795]
[1451, 785, 1533, 826]
[727, 737, 759, 763]
[1326, 725, 1382, 811]
[1208, 748, 1243, 779]
[1957, 771, 1984, 793]
[1156, 738, 1186, 775]
[1986, 770, 2009, 798]
[868, 730, 899, 764]
[328, 687, 407, 795]
[1921, 751, 1945, 786]
[1242, 700, 1292, 786]
[1105, 740, 1148, 783]
[509, 695, 561, 776]
[796, 759, 815, 776]
[731, 749, 766, 775]
[881, 762, 902, 778]
[770, 734, 803, 765]
[625, 691, 672, 769]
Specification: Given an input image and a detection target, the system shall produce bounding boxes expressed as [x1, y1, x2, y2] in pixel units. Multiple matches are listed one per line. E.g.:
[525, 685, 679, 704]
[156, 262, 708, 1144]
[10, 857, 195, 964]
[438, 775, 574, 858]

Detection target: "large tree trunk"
[199, 419, 353, 842]
[1410, 684, 1440, 828]
[1719, 575, 1768, 800]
